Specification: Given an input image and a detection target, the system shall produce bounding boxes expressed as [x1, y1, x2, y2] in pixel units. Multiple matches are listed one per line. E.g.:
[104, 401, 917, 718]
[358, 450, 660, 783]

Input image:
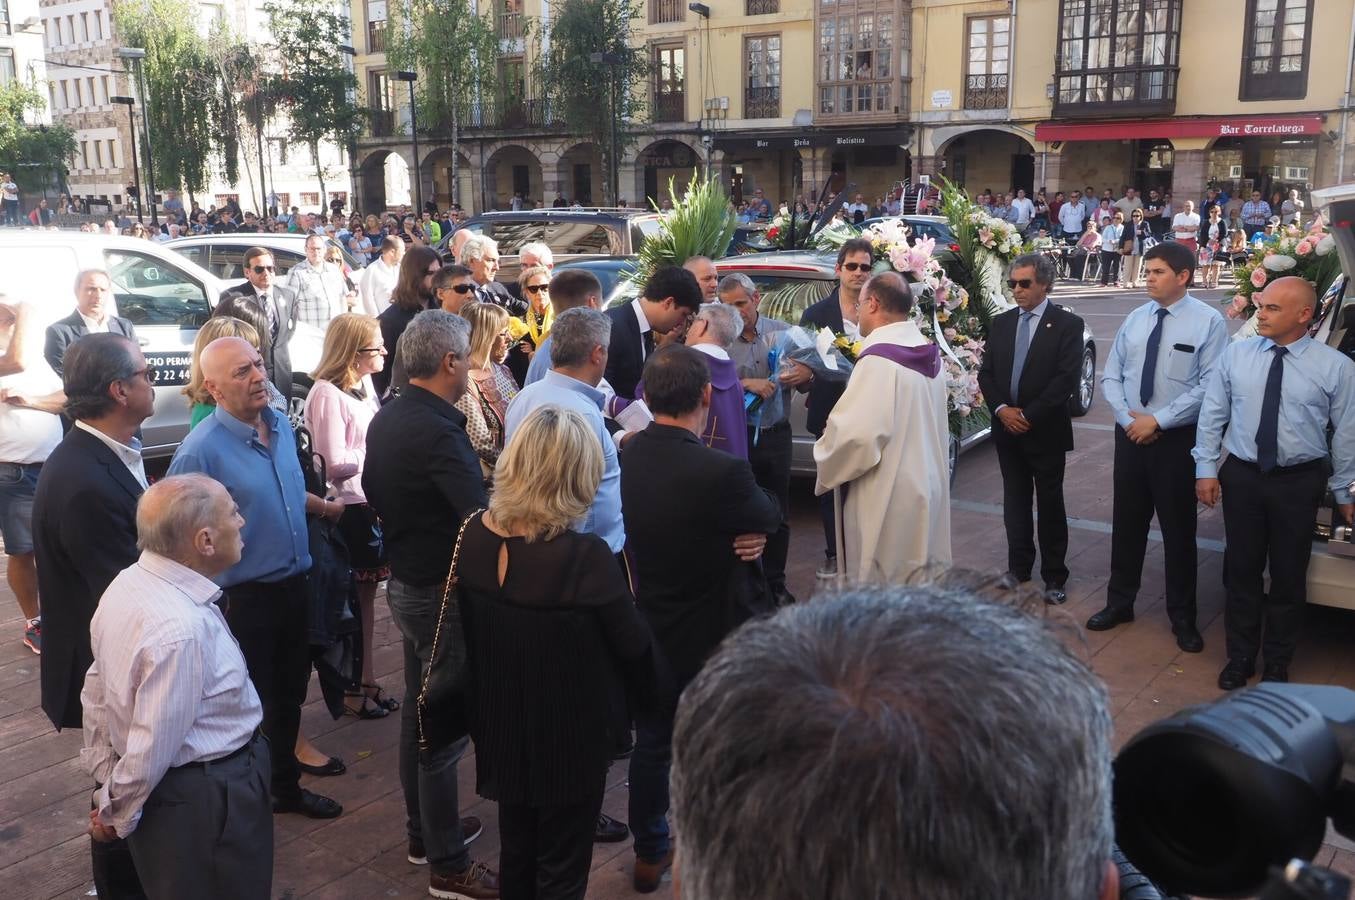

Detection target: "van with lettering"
[0, 231, 224, 461]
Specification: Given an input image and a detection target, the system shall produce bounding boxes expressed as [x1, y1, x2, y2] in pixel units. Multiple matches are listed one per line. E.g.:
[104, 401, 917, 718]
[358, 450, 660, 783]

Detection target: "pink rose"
[1296, 239, 1313, 256]
[1250, 267, 1268, 288]
[978, 227, 994, 245]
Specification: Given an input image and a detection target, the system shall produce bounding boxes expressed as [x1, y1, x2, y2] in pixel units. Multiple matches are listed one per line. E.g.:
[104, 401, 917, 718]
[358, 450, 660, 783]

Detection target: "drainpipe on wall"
[1339, 2, 1355, 184]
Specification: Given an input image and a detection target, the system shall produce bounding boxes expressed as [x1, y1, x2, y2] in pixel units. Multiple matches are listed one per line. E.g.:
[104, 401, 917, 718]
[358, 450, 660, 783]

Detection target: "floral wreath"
[1226, 220, 1339, 321]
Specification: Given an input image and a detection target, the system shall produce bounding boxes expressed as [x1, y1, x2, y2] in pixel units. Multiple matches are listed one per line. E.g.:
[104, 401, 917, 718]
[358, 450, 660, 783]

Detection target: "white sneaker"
[815, 556, 838, 580]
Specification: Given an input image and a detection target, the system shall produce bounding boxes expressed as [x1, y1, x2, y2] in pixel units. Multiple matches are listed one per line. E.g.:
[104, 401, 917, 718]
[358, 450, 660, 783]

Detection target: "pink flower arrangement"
[1296, 238, 1314, 256]
[978, 226, 994, 247]
[1227, 294, 1250, 320]
[1250, 267, 1268, 288]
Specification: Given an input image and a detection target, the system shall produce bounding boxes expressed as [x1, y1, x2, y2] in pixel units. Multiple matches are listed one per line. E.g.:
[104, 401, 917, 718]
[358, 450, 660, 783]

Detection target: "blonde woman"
[456, 302, 519, 476]
[183, 312, 286, 428]
[456, 405, 655, 900]
[302, 312, 396, 720]
[507, 264, 553, 384]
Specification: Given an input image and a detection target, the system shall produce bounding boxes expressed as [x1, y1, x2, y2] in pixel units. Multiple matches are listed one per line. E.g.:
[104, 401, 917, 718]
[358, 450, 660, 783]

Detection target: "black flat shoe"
[297, 755, 347, 777]
[1218, 659, 1255, 691]
[594, 812, 629, 843]
[1173, 624, 1204, 653]
[1085, 606, 1134, 631]
[1261, 661, 1289, 683]
[273, 788, 343, 819]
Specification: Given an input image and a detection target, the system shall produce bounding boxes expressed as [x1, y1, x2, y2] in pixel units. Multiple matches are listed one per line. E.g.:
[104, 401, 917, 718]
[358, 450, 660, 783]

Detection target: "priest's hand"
[1196, 478, 1221, 508]
[1125, 412, 1160, 444]
[742, 377, 776, 400]
[778, 361, 813, 388]
[996, 407, 1030, 435]
[732, 532, 767, 561]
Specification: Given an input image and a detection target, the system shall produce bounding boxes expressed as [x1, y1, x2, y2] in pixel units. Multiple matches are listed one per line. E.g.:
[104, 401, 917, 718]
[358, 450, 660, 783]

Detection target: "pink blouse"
[302, 376, 379, 505]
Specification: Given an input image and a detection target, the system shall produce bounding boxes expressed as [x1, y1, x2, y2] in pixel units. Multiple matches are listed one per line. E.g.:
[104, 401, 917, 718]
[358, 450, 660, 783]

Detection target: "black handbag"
[416, 507, 484, 757]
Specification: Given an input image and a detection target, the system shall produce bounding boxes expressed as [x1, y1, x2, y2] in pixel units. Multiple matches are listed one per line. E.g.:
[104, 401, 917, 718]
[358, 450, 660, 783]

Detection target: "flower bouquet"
[1224, 222, 1340, 323]
[776, 325, 857, 382]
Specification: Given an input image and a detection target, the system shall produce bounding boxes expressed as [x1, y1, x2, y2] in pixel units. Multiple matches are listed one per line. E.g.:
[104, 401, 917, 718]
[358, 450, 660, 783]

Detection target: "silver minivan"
[0, 232, 224, 459]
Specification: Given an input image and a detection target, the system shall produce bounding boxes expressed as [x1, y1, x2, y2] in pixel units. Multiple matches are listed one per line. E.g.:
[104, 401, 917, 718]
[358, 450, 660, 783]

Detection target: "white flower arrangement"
[1262, 254, 1297, 272]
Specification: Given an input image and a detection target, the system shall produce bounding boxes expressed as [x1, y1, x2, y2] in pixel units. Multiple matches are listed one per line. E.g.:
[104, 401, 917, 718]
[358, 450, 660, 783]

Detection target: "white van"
[0, 231, 223, 460]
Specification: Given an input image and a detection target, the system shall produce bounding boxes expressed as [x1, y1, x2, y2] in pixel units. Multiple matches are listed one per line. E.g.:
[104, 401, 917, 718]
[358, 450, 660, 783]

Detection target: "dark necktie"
[1139, 307, 1169, 406]
[643, 329, 655, 359]
[1010, 311, 1034, 400]
[1256, 345, 1288, 472]
[258, 292, 277, 340]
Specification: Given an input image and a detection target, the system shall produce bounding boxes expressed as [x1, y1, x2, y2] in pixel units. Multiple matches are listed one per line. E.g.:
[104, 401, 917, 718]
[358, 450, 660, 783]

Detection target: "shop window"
[653, 44, 685, 123]
[816, 0, 909, 119]
[1055, 0, 1181, 117]
[1240, 0, 1312, 100]
[745, 34, 781, 119]
[964, 15, 1009, 109]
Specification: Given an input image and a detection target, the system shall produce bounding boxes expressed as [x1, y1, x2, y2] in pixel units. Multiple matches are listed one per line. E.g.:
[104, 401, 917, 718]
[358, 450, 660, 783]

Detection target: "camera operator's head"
[671, 576, 1117, 900]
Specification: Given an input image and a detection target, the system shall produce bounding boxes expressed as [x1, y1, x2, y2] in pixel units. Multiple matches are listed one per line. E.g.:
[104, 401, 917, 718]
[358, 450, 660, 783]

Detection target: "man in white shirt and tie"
[82, 473, 272, 900]
[216, 248, 297, 401]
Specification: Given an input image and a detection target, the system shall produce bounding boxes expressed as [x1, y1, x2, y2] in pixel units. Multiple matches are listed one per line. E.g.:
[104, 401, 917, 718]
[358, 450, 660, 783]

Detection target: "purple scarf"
[857, 341, 942, 379]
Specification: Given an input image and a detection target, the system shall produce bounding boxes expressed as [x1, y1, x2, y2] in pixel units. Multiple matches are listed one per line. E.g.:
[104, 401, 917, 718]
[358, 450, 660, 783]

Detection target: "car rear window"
[724, 269, 836, 323]
[478, 220, 624, 256]
[103, 249, 212, 328]
[208, 245, 306, 280]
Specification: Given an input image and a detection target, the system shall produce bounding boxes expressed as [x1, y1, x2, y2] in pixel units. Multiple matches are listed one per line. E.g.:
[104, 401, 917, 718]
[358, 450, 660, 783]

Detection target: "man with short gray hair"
[362, 310, 499, 899]
[517, 240, 554, 271]
[45, 269, 137, 377]
[286, 233, 355, 327]
[681, 302, 749, 458]
[459, 234, 526, 315]
[671, 580, 1118, 900]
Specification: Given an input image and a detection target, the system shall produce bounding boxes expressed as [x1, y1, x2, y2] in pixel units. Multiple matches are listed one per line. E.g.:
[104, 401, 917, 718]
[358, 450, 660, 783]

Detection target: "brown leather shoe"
[633, 849, 674, 893]
[429, 861, 499, 899]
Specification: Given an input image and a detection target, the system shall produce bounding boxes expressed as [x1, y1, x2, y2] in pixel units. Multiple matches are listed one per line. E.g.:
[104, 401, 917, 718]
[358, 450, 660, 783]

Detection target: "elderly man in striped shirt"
[82, 474, 273, 900]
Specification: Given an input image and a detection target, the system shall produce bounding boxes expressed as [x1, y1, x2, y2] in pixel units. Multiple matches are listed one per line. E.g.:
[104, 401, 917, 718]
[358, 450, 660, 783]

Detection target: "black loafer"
[1044, 585, 1068, 605]
[297, 755, 346, 777]
[594, 812, 630, 843]
[1261, 661, 1289, 683]
[1217, 659, 1255, 691]
[273, 788, 343, 819]
[1173, 625, 1204, 654]
[1085, 606, 1134, 631]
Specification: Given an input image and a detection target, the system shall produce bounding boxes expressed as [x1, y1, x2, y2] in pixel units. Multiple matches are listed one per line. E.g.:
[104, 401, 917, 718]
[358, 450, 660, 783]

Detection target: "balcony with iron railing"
[745, 85, 780, 119]
[364, 97, 566, 139]
[964, 73, 1007, 110]
[1052, 64, 1178, 119]
[653, 90, 685, 123]
[745, 0, 778, 13]
[367, 19, 386, 54]
[368, 108, 395, 137]
[497, 11, 523, 41]
[650, 0, 684, 25]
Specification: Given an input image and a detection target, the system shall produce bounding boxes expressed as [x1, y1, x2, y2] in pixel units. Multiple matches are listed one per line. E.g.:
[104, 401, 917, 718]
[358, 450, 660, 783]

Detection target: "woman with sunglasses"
[303, 313, 397, 720]
[506, 265, 553, 386]
[455, 302, 519, 483]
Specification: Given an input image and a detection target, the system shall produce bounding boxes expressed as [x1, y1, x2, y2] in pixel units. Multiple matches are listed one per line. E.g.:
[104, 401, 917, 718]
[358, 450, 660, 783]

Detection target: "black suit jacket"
[44, 311, 137, 376]
[799, 288, 848, 436]
[217, 282, 297, 400]
[977, 302, 1084, 454]
[33, 427, 144, 729]
[604, 303, 648, 401]
[620, 423, 780, 687]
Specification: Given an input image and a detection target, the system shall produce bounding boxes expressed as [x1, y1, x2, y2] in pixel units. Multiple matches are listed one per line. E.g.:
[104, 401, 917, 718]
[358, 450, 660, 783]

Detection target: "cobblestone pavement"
[3, 283, 1355, 898]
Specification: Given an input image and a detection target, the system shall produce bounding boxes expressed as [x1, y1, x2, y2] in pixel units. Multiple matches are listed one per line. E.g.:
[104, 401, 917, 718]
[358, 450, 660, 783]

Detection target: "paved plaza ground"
[4, 283, 1355, 898]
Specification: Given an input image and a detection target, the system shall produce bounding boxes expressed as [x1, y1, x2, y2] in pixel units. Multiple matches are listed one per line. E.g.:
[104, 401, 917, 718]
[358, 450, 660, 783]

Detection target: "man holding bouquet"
[813, 271, 952, 582]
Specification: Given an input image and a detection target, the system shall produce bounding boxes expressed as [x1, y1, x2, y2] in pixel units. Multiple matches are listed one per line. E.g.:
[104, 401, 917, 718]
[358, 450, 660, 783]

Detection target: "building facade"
[2, 0, 54, 207]
[351, 0, 1355, 216]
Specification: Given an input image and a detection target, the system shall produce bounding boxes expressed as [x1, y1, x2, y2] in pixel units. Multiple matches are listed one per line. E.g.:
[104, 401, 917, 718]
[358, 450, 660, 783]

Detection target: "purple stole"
[699, 355, 749, 458]
[857, 341, 942, 378]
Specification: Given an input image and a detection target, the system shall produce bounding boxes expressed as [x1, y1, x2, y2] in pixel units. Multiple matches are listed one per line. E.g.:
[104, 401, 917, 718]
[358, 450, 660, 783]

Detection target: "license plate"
[144, 352, 192, 387]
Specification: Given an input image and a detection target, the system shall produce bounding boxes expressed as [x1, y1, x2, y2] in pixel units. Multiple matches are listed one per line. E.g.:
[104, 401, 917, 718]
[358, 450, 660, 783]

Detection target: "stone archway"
[482, 144, 544, 210]
[556, 142, 604, 206]
[630, 138, 705, 208]
[356, 148, 413, 214]
[933, 128, 1037, 196]
[421, 147, 476, 212]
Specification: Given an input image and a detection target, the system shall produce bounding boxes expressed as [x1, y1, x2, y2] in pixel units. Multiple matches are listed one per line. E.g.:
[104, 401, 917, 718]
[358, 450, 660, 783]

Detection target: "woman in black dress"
[458, 405, 658, 900]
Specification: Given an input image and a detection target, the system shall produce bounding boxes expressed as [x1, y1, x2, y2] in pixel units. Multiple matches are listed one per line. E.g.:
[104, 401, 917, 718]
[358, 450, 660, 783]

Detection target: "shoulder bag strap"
[415, 506, 486, 754]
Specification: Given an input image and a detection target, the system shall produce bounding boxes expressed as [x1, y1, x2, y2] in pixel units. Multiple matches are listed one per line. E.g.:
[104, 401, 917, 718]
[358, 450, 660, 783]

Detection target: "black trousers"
[747, 420, 792, 592]
[1219, 456, 1326, 666]
[498, 782, 605, 900]
[91, 796, 146, 899]
[995, 438, 1069, 586]
[223, 574, 310, 804]
[1099, 250, 1122, 284]
[1107, 425, 1199, 625]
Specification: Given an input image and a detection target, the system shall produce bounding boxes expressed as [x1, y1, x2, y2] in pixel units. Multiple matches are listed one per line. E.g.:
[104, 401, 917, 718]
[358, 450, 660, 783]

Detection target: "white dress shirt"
[81, 552, 262, 837]
[74, 420, 148, 489]
[630, 297, 653, 360]
[78, 311, 111, 334]
[358, 257, 398, 316]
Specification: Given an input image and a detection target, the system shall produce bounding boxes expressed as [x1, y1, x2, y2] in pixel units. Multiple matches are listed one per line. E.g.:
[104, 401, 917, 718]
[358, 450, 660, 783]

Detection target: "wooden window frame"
[653, 42, 686, 123]
[964, 13, 1009, 110]
[1239, 0, 1314, 101]
[1054, 0, 1181, 117]
[744, 33, 783, 119]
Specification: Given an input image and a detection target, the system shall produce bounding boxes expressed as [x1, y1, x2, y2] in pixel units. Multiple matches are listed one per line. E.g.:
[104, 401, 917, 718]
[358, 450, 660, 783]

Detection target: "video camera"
[1114, 683, 1355, 899]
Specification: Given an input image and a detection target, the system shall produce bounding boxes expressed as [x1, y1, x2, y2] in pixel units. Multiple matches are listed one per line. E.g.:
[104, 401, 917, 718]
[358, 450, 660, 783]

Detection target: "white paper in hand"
[615, 398, 655, 432]
[814, 328, 841, 372]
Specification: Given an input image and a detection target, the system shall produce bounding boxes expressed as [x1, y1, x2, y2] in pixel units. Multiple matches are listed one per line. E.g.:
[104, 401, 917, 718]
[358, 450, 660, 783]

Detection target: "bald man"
[167, 337, 344, 819]
[1194, 276, 1355, 689]
[684, 256, 719, 301]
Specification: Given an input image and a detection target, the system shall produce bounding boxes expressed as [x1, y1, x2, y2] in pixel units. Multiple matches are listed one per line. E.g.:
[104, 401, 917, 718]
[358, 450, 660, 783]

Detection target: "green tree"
[386, 0, 501, 210]
[533, 0, 649, 205]
[0, 81, 76, 193]
[113, 0, 224, 196]
[264, 0, 365, 205]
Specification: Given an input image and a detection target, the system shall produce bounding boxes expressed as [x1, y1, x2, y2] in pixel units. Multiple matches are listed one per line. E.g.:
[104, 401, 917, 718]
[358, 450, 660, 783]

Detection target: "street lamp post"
[394, 71, 421, 213]
[116, 48, 156, 225]
[589, 51, 625, 206]
[110, 96, 142, 223]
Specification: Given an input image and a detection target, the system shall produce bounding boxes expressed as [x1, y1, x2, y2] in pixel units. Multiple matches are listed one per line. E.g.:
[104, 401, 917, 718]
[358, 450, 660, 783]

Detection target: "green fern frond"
[629, 171, 737, 287]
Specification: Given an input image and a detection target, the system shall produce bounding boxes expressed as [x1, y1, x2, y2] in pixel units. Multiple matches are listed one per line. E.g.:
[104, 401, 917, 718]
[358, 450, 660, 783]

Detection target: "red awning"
[1034, 115, 1326, 143]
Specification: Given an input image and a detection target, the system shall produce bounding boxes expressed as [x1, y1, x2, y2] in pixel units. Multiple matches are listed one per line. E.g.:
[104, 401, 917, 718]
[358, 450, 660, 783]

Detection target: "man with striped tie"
[1194, 276, 1355, 689]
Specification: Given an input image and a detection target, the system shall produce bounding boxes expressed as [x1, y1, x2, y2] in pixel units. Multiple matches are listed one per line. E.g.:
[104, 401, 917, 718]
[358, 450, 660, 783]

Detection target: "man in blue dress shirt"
[1088, 242, 1227, 652]
[1194, 276, 1355, 689]
[168, 337, 344, 820]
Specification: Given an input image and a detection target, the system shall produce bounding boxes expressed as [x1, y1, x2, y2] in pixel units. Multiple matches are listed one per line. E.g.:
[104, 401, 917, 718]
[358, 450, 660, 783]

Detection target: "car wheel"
[1069, 344, 1096, 417]
[290, 375, 313, 432]
[948, 431, 959, 486]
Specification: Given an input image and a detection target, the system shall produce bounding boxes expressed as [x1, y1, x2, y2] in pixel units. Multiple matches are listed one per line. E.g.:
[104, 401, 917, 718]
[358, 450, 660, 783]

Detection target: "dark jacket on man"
[44, 312, 137, 377]
[33, 427, 144, 729]
[620, 422, 780, 687]
[798, 288, 849, 436]
[604, 303, 649, 402]
[216, 282, 297, 400]
[977, 302, 1085, 454]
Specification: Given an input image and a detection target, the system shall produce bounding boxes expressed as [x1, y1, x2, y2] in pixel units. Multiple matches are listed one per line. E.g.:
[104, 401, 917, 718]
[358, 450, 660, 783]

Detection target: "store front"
[1207, 135, 1319, 205]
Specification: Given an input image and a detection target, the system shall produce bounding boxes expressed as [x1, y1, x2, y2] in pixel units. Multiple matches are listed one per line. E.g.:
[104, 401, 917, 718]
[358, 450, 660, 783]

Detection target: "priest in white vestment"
[814, 271, 952, 583]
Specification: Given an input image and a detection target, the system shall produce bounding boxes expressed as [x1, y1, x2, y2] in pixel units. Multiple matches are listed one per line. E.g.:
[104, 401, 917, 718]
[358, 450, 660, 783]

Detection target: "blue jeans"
[627, 707, 675, 862]
[0, 461, 40, 555]
[387, 577, 471, 876]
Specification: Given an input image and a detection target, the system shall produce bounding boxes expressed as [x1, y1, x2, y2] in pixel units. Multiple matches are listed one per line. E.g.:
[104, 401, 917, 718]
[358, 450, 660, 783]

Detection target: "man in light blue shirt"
[506, 307, 624, 555]
[1088, 242, 1227, 652]
[1193, 276, 1355, 689]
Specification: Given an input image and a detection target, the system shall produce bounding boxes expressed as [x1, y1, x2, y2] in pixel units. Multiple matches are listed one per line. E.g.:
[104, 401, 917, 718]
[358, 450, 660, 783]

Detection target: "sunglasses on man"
[438, 283, 475, 294]
[840, 262, 871, 272]
[251, 265, 275, 273]
[1006, 278, 1035, 289]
